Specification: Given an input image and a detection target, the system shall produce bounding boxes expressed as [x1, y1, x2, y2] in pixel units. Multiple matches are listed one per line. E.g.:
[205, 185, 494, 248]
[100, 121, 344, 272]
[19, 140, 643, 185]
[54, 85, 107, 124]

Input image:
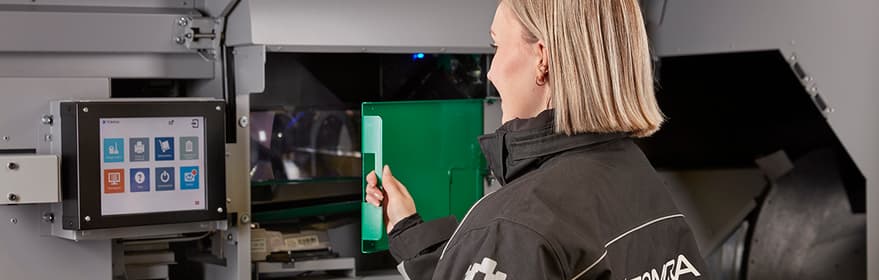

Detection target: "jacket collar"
[478, 110, 627, 185]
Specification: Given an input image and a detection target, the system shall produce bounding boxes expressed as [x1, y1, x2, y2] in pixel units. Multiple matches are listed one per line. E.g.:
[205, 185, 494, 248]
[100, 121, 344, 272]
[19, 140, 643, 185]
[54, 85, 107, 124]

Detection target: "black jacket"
[389, 110, 706, 280]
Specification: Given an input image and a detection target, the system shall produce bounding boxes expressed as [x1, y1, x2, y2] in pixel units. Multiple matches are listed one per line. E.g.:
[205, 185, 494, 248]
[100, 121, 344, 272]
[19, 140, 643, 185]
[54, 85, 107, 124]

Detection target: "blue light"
[412, 53, 426, 60]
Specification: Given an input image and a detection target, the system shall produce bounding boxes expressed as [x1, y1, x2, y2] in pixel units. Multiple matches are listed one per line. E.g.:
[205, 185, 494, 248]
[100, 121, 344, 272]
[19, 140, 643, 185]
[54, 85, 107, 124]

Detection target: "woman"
[365, 0, 706, 279]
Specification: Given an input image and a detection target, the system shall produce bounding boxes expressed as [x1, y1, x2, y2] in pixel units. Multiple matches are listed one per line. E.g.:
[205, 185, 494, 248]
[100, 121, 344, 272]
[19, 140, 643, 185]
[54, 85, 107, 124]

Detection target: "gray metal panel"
[233, 45, 266, 95]
[483, 99, 502, 195]
[186, 59, 226, 98]
[0, 9, 198, 53]
[649, 1, 879, 276]
[0, 204, 112, 280]
[195, 0, 237, 18]
[227, 0, 497, 54]
[203, 85, 253, 280]
[0, 78, 109, 153]
[0, 53, 213, 78]
[0, 0, 192, 8]
[0, 155, 60, 205]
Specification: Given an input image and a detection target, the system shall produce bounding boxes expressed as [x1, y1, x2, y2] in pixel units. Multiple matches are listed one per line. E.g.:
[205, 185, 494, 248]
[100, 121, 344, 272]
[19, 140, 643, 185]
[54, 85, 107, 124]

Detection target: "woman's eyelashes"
[490, 43, 498, 50]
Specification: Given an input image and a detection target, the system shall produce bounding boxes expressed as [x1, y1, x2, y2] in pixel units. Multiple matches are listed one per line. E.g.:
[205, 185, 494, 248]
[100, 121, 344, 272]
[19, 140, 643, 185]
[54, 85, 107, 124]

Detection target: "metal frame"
[0, 0, 193, 9]
[0, 7, 200, 53]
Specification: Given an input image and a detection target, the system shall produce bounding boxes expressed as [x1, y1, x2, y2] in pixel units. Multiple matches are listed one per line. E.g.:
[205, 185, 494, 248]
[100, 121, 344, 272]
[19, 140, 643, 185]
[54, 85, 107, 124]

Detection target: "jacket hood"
[478, 109, 626, 185]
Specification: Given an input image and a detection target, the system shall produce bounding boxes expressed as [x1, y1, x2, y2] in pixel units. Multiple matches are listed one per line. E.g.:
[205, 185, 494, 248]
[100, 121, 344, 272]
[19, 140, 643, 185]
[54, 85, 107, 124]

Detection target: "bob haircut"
[504, 0, 663, 137]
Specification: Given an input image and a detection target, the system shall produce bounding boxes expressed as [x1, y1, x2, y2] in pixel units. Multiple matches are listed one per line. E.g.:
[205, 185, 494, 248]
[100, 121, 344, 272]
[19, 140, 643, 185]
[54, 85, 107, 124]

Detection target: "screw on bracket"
[7, 193, 18, 202]
[177, 17, 190, 27]
[238, 116, 249, 128]
[42, 213, 54, 223]
[7, 162, 19, 170]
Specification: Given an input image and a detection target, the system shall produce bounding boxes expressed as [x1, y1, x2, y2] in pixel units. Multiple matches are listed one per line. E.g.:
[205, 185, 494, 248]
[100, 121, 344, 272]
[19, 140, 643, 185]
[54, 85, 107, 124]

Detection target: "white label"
[251, 238, 267, 253]
[285, 235, 320, 249]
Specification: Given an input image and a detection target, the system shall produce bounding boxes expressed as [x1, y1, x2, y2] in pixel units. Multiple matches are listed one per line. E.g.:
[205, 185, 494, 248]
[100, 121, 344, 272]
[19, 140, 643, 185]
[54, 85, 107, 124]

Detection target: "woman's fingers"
[365, 183, 384, 207]
[365, 192, 381, 206]
[366, 170, 378, 185]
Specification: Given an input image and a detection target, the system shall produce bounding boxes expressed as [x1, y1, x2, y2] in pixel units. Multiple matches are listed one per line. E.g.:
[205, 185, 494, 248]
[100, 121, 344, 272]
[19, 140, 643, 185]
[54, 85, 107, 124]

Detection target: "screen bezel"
[64, 101, 226, 230]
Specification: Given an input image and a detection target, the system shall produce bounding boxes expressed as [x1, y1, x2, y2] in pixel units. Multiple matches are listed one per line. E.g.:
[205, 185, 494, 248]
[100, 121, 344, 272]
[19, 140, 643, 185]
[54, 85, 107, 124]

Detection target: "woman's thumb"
[382, 165, 401, 196]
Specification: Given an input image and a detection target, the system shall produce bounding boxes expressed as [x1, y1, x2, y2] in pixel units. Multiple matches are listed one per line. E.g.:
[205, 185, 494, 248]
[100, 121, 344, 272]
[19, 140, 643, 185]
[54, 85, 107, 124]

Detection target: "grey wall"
[649, 0, 879, 278]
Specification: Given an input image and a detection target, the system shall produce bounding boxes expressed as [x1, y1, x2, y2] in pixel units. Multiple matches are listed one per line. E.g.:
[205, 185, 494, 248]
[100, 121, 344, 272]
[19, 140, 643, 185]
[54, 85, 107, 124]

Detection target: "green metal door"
[361, 99, 486, 253]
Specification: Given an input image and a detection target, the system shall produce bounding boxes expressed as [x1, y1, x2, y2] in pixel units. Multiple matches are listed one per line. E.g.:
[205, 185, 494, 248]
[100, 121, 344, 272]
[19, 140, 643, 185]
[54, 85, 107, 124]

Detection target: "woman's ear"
[535, 40, 549, 73]
[535, 40, 549, 66]
[535, 40, 549, 85]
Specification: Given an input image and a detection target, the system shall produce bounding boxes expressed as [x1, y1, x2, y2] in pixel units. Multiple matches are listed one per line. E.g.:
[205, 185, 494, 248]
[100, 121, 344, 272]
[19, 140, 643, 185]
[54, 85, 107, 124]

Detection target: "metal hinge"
[175, 16, 220, 60]
[787, 53, 834, 116]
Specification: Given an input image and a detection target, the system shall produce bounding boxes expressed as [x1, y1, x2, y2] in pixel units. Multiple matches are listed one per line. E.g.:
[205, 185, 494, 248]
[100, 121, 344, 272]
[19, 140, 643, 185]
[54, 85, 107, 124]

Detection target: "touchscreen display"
[99, 117, 207, 216]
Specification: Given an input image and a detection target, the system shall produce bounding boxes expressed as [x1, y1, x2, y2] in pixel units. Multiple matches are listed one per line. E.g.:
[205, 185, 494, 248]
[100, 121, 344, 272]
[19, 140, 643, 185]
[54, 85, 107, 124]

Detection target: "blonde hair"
[504, 0, 663, 137]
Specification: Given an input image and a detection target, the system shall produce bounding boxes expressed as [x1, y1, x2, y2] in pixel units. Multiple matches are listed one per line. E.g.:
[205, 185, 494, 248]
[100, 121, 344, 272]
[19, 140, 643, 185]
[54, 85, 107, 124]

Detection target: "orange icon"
[104, 169, 125, 194]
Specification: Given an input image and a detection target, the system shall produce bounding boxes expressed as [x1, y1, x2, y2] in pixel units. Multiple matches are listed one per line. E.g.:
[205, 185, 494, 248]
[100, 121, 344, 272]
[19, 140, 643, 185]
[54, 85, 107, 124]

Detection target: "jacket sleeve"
[388, 213, 458, 280]
[440, 219, 567, 280]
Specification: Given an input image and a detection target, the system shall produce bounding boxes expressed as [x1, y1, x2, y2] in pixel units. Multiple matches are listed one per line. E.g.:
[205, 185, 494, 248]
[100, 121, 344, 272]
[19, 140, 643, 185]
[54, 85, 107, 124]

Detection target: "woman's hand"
[365, 165, 417, 233]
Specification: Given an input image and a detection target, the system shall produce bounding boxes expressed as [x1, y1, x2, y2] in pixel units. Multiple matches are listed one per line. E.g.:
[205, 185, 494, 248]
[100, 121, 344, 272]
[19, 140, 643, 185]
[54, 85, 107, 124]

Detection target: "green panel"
[361, 99, 486, 253]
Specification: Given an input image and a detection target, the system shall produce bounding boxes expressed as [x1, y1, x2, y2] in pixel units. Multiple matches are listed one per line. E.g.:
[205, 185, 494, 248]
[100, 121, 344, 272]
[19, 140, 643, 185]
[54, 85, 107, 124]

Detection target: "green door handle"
[362, 116, 384, 243]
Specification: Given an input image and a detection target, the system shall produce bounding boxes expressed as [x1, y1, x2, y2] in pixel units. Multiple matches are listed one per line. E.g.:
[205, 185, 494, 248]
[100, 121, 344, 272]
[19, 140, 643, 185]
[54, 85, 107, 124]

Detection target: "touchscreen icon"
[155, 167, 175, 191]
[109, 173, 121, 184]
[180, 166, 199, 190]
[129, 137, 150, 162]
[103, 138, 124, 163]
[103, 169, 125, 194]
[154, 137, 175, 161]
[130, 168, 150, 192]
[180, 137, 199, 160]
[191, 119, 200, 128]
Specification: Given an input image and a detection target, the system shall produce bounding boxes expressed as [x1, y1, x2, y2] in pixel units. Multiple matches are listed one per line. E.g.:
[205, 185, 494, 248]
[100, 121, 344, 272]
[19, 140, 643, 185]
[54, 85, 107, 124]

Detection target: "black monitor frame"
[59, 100, 227, 230]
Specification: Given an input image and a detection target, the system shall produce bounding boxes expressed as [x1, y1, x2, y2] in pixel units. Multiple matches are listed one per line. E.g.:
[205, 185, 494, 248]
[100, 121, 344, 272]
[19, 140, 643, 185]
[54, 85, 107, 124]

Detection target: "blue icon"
[180, 166, 200, 190]
[130, 168, 150, 192]
[155, 167, 175, 191]
[154, 137, 175, 161]
[103, 138, 124, 163]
